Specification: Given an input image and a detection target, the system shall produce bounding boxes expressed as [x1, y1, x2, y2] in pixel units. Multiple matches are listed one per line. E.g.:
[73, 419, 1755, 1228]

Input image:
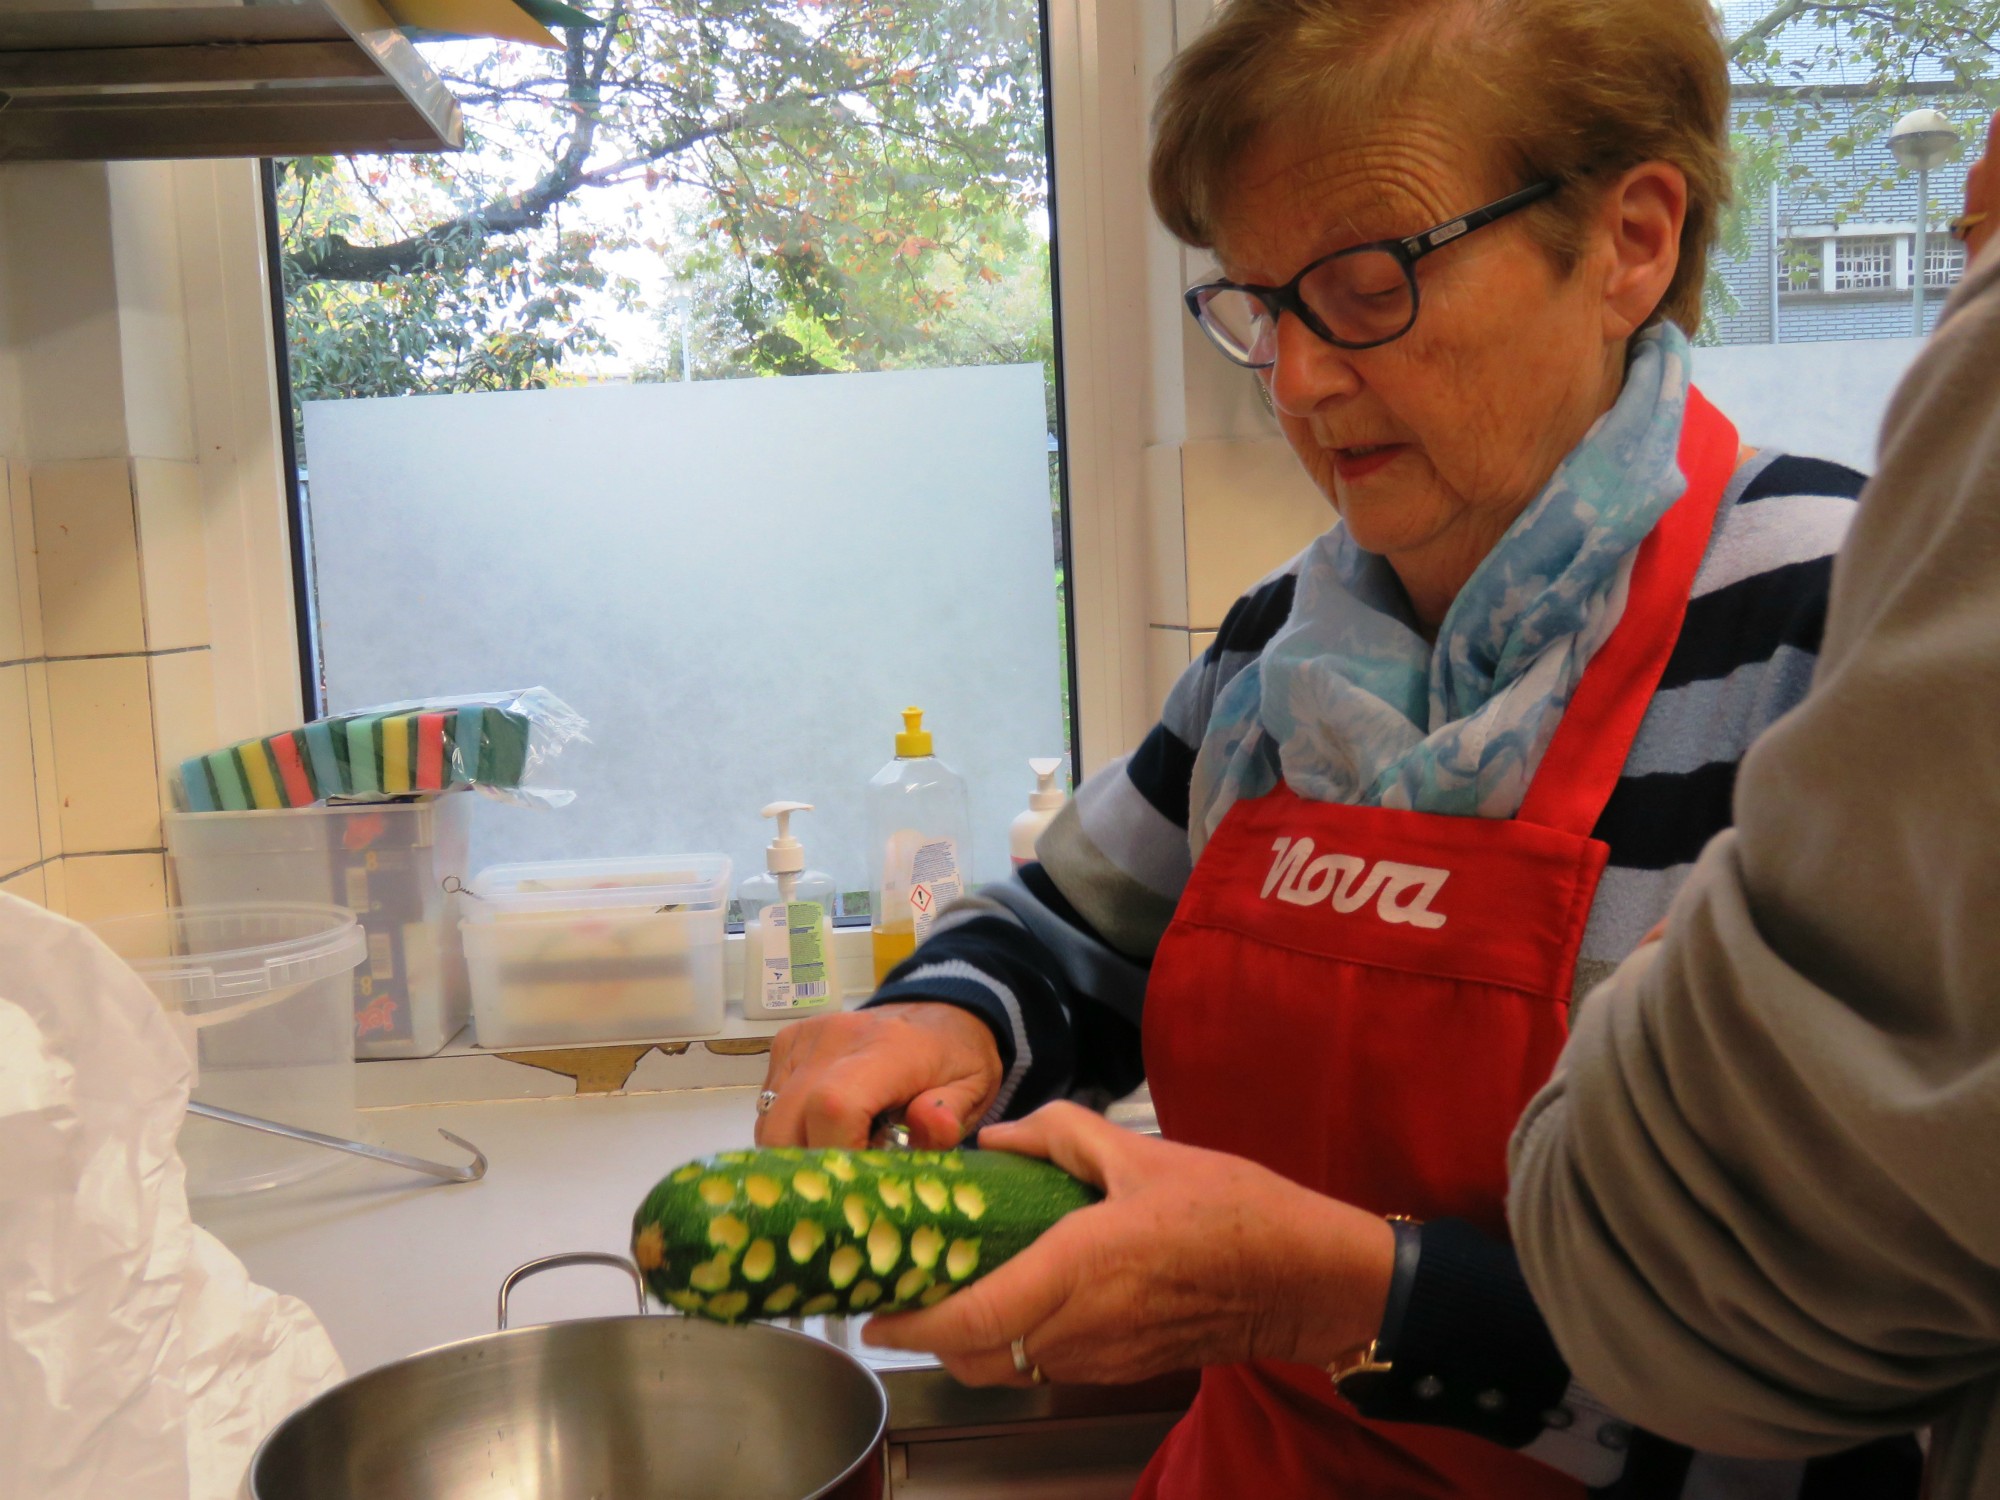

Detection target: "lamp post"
[1889, 108, 1961, 336]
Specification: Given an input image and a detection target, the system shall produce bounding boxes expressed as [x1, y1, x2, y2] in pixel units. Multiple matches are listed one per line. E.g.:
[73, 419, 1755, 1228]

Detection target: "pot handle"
[497, 1252, 647, 1330]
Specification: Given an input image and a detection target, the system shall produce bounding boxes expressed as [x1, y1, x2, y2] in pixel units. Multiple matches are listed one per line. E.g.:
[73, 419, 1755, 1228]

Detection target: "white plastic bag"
[0, 893, 343, 1500]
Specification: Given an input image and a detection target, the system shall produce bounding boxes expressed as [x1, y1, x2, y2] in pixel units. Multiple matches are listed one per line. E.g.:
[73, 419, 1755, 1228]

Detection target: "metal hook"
[185, 1100, 488, 1184]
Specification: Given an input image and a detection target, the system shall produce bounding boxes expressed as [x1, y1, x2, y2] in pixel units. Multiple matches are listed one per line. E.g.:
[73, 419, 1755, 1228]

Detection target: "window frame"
[177, 159, 308, 747]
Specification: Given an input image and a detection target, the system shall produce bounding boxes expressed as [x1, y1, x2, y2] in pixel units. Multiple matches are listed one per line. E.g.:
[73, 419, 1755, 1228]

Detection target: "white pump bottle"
[1009, 758, 1067, 867]
[739, 801, 839, 1017]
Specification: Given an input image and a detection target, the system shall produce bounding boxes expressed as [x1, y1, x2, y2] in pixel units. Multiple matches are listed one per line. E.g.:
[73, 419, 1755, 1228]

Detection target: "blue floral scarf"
[1189, 323, 1695, 855]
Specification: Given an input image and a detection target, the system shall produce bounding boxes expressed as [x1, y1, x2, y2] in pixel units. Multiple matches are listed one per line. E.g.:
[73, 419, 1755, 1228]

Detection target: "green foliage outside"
[276, 1, 2000, 386]
[276, 0, 1054, 416]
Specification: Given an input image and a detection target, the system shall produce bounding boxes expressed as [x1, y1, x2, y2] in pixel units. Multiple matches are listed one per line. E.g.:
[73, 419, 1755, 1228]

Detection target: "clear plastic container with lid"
[867, 706, 972, 984]
[460, 854, 732, 1047]
[164, 796, 471, 1059]
[89, 903, 367, 1198]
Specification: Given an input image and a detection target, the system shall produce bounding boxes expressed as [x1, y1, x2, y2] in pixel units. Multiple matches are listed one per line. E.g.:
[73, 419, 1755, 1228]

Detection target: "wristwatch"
[1327, 1216, 1422, 1398]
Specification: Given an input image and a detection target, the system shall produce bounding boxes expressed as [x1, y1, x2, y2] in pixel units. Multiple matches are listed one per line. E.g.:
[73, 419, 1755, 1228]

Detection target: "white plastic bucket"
[90, 904, 367, 1198]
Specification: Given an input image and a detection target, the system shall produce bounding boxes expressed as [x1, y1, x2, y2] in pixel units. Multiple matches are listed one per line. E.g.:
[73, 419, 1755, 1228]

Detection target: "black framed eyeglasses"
[1184, 180, 1559, 369]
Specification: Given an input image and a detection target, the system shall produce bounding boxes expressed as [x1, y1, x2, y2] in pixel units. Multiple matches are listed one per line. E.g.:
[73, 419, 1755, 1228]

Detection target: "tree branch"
[289, 118, 724, 281]
[1728, 0, 1812, 58]
[288, 67, 917, 284]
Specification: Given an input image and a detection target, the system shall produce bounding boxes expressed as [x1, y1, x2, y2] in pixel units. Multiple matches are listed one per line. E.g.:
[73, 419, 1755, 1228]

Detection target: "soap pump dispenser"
[1010, 758, 1067, 867]
[740, 801, 839, 1017]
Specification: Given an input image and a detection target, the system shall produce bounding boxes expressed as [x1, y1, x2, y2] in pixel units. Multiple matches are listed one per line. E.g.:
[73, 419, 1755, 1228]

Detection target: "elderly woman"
[758, 0, 1919, 1494]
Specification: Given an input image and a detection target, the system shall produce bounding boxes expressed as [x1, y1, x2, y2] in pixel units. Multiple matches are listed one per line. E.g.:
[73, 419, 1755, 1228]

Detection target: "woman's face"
[1212, 121, 1638, 614]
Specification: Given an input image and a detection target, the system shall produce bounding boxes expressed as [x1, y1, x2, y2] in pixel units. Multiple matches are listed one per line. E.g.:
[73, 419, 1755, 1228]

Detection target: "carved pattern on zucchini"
[632, 1145, 1099, 1323]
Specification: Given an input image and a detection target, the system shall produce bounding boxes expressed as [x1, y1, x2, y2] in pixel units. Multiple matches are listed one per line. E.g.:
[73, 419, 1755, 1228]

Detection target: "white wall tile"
[0, 462, 24, 664]
[46, 655, 160, 853]
[0, 665, 38, 876]
[4, 163, 128, 465]
[33, 457, 145, 657]
[39, 853, 67, 915]
[24, 660, 58, 862]
[1180, 436, 1333, 629]
[148, 648, 216, 806]
[1191, 630, 1217, 660]
[107, 163, 199, 466]
[1143, 442, 1188, 629]
[9, 459, 40, 659]
[132, 458, 208, 651]
[1, 865, 46, 908]
[1146, 626, 1193, 717]
[60, 851, 166, 923]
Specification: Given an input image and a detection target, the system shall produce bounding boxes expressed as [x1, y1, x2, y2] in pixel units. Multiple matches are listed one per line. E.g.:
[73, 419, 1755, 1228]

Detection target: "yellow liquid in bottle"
[871, 922, 917, 984]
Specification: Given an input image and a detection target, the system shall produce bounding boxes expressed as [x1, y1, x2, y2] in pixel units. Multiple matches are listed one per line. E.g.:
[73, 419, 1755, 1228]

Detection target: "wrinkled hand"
[756, 1003, 1002, 1149]
[1965, 110, 2000, 264]
[862, 1102, 1395, 1387]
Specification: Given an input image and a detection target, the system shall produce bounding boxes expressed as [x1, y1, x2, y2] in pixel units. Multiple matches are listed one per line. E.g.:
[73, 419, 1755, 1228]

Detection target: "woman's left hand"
[861, 1101, 1396, 1387]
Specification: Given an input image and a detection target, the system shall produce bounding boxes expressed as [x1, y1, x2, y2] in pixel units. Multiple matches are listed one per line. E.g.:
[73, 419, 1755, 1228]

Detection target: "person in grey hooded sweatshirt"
[1508, 108, 2000, 1500]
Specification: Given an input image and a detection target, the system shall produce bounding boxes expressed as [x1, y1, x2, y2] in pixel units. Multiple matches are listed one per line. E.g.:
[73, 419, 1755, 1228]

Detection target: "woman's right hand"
[754, 1002, 1004, 1149]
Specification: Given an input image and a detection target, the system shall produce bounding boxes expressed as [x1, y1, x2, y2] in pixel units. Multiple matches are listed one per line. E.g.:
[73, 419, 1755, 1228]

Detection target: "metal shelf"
[0, 1, 463, 160]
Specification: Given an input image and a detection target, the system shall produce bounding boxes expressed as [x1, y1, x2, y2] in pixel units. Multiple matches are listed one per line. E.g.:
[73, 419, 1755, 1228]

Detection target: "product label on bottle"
[760, 901, 831, 1009]
[906, 837, 963, 945]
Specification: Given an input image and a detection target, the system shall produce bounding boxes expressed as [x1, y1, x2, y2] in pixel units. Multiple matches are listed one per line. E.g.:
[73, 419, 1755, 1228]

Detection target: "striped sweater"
[868, 450, 1920, 1497]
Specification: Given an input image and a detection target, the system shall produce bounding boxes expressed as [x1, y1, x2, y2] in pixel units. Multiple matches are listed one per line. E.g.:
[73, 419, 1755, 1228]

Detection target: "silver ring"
[756, 1089, 778, 1116]
[1010, 1335, 1043, 1383]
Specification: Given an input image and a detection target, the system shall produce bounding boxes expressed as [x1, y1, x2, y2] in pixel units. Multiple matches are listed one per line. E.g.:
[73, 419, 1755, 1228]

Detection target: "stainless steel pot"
[249, 1252, 888, 1500]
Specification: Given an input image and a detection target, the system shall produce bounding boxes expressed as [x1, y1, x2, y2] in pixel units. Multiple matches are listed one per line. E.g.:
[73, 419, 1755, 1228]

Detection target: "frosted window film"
[303, 365, 1065, 892]
[1691, 336, 1922, 473]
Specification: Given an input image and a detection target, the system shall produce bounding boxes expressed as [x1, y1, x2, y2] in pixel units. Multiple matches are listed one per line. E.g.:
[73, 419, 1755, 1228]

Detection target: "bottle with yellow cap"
[866, 707, 973, 984]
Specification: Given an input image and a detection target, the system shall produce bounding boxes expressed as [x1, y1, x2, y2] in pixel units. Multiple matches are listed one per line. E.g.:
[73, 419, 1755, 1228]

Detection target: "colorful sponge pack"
[177, 688, 586, 812]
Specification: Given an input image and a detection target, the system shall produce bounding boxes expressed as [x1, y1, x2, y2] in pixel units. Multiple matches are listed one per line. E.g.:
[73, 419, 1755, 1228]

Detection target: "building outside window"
[1707, 0, 1986, 347]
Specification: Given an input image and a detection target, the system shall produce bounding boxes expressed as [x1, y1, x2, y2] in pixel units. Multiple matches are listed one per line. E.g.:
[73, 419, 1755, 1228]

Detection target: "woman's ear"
[1597, 161, 1688, 340]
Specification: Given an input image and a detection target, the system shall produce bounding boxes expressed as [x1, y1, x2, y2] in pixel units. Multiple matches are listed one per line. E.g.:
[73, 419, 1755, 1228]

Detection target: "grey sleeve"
[1508, 245, 2000, 1461]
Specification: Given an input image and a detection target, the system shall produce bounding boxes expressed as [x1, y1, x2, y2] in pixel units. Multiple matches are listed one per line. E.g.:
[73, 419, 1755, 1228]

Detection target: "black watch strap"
[1327, 1216, 1422, 1396]
[1376, 1216, 1424, 1358]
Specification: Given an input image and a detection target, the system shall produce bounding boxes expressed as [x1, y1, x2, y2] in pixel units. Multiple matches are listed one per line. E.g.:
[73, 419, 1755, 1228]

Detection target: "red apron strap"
[1515, 385, 1742, 837]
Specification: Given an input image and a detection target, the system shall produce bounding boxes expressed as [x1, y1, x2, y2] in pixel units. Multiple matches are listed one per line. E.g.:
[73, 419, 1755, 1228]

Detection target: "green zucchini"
[631, 1146, 1101, 1323]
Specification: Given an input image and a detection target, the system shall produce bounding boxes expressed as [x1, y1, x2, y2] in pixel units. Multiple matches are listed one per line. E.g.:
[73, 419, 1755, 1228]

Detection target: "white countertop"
[192, 1077, 1189, 1446]
[196, 1084, 778, 1372]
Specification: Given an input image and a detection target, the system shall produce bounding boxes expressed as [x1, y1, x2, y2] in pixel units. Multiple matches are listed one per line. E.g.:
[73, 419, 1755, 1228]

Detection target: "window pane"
[1833, 236, 1896, 291]
[1780, 239, 1822, 292]
[273, 2, 1068, 898]
[1925, 238, 1967, 288]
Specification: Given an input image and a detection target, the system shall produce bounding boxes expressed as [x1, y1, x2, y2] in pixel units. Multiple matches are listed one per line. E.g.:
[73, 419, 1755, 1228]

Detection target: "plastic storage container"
[460, 855, 732, 1048]
[89, 904, 366, 1199]
[165, 797, 472, 1058]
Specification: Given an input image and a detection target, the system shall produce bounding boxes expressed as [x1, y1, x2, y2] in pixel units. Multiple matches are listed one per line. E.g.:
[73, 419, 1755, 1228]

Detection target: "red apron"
[1135, 390, 1740, 1498]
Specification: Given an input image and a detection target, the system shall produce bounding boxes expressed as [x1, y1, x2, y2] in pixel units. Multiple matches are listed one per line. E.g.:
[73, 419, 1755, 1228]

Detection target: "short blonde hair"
[1150, 0, 1731, 335]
